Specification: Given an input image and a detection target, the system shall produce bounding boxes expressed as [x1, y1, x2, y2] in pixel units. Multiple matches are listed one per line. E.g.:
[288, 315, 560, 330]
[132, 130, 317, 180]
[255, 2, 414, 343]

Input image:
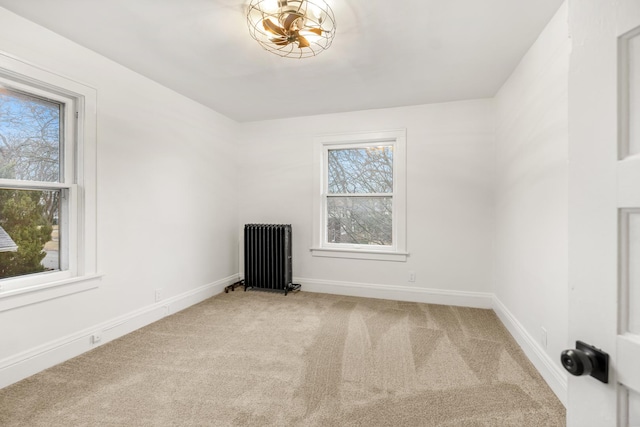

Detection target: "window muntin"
[313, 130, 407, 261]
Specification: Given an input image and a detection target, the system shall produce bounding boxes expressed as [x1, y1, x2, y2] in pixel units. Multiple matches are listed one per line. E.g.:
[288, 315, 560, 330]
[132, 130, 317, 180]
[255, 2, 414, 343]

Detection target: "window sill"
[0, 273, 103, 312]
[310, 247, 408, 262]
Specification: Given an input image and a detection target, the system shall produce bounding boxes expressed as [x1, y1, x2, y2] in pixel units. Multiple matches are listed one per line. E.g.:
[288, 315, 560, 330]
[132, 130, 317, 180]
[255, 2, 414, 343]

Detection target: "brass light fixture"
[247, 0, 336, 58]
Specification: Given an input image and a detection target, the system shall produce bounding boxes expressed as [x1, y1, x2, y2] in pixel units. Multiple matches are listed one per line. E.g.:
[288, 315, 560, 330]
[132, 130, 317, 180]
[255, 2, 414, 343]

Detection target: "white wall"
[239, 100, 495, 305]
[0, 7, 239, 382]
[493, 2, 569, 402]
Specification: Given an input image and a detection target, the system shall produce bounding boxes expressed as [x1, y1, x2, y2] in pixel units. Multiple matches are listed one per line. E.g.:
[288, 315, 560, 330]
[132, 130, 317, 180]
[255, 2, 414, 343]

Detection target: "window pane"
[0, 87, 61, 182]
[327, 196, 392, 245]
[0, 188, 61, 279]
[328, 146, 393, 194]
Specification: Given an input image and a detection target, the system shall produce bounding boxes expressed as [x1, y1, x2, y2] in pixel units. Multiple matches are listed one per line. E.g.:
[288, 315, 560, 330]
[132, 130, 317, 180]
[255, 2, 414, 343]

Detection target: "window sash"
[0, 86, 63, 183]
[0, 182, 78, 282]
[0, 77, 76, 186]
[326, 195, 393, 246]
[326, 146, 394, 195]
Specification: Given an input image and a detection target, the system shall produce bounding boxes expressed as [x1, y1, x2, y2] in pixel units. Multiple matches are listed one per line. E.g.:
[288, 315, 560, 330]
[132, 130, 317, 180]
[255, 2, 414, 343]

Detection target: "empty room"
[0, 1, 638, 426]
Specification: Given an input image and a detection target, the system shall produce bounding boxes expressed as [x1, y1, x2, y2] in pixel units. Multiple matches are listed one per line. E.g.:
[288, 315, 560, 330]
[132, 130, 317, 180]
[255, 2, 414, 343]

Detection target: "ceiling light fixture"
[247, 0, 336, 58]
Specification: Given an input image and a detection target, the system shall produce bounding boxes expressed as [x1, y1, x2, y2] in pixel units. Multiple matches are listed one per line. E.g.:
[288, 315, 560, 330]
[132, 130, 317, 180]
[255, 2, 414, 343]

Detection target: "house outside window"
[312, 129, 407, 262]
[0, 54, 98, 311]
[0, 225, 18, 253]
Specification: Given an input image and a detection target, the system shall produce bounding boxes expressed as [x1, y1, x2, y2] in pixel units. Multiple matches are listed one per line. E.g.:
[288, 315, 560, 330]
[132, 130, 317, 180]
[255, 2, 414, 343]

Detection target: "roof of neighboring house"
[0, 226, 18, 252]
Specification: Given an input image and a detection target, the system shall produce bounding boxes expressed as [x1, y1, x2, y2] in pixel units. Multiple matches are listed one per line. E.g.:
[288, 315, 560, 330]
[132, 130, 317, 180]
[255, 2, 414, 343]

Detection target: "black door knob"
[561, 348, 593, 376]
[560, 341, 609, 383]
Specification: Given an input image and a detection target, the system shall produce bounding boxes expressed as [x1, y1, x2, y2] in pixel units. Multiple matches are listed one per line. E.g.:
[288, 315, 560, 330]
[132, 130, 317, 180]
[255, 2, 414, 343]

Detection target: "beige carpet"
[0, 291, 565, 426]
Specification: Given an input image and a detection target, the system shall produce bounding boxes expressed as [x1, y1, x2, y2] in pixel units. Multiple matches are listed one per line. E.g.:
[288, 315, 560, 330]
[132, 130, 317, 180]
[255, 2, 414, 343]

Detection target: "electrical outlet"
[91, 333, 102, 344]
[408, 271, 416, 282]
[541, 327, 547, 349]
[155, 288, 163, 302]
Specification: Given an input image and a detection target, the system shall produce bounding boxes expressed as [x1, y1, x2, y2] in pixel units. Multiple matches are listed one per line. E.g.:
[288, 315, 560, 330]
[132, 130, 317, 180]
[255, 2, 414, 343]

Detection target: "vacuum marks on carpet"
[0, 292, 565, 426]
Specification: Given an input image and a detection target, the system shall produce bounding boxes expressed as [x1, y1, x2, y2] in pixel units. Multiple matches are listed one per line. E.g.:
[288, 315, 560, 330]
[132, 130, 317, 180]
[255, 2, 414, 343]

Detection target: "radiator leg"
[284, 283, 302, 295]
[224, 280, 244, 293]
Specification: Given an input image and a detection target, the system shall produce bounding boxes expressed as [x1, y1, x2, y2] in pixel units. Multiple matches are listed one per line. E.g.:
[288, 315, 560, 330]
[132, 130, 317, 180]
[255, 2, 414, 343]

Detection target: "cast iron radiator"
[243, 224, 300, 295]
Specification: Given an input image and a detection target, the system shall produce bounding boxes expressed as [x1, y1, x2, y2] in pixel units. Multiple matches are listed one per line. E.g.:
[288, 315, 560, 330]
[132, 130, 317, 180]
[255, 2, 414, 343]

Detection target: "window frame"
[0, 53, 99, 312]
[312, 129, 407, 262]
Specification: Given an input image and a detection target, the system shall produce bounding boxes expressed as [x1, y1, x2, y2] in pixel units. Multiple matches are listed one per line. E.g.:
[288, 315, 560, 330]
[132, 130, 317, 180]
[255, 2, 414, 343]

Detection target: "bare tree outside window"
[0, 87, 61, 279]
[0, 88, 61, 182]
[327, 146, 393, 245]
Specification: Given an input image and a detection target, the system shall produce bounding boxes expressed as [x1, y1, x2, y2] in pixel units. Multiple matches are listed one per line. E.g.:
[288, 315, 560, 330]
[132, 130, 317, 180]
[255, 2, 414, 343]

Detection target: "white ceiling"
[0, 0, 564, 122]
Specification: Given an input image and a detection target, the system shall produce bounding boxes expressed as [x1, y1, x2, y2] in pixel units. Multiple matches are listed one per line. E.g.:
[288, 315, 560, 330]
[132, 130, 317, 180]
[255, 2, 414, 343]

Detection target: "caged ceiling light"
[246, 0, 336, 58]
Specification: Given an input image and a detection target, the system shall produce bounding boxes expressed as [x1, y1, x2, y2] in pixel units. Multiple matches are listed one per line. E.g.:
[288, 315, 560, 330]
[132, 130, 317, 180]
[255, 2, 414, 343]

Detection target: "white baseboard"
[296, 277, 494, 308]
[0, 274, 239, 389]
[492, 295, 568, 405]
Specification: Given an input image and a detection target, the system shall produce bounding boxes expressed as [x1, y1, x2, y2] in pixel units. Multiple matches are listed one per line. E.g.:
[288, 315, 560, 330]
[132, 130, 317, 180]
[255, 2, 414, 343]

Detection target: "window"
[312, 130, 407, 261]
[0, 87, 67, 279]
[0, 54, 98, 311]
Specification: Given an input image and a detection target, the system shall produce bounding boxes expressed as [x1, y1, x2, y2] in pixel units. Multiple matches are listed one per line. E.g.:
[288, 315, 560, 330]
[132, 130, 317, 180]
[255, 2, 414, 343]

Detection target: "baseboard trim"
[0, 274, 238, 389]
[492, 295, 568, 405]
[296, 277, 493, 308]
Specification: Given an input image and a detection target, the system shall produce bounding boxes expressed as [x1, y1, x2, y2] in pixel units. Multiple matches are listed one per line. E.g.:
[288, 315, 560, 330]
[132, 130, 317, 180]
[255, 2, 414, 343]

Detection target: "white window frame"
[311, 129, 408, 262]
[0, 53, 99, 312]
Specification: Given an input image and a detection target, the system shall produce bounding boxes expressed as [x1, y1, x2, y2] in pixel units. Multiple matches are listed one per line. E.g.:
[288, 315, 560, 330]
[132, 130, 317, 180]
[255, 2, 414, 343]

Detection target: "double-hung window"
[0, 54, 98, 311]
[0, 84, 71, 279]
[312, 130, 407, 261]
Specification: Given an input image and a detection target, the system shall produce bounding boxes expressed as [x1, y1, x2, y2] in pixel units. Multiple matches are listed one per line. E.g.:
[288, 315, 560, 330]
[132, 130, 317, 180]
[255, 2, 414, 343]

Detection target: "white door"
[568, 1, 640, 426]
